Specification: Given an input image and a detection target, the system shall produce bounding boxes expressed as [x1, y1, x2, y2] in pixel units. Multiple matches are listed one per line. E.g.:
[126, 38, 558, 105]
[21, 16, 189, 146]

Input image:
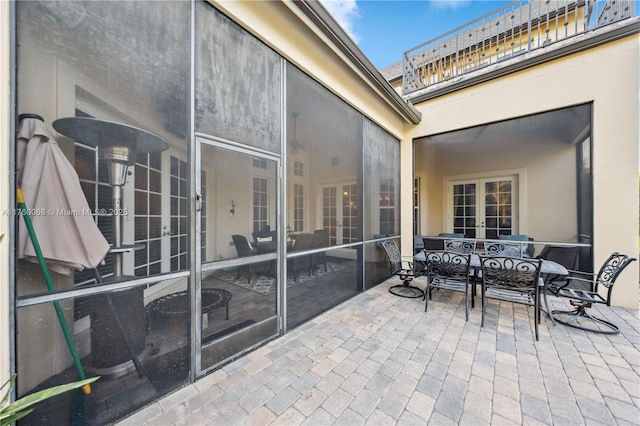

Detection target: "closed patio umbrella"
[17, 115, 109, 275]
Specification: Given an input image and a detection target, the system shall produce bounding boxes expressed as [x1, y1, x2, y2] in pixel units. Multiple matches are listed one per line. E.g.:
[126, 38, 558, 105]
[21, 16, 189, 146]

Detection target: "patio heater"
[53, 117, 168, 276]
[53, 117, 168, 377]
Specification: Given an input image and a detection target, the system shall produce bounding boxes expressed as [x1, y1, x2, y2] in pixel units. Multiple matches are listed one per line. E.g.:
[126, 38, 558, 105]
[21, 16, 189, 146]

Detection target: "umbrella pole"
[17, 187, 91, 395]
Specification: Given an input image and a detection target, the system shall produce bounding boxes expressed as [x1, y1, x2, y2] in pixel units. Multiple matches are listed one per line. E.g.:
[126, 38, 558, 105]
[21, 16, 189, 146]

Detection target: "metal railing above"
[402, 0, 635, 95]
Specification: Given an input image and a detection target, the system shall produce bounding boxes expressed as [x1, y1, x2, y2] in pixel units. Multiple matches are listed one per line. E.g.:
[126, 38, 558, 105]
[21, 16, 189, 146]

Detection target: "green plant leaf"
[1, 377, 98, 418]
[1, 408, 34, 425]
[0, 375, 16, 406]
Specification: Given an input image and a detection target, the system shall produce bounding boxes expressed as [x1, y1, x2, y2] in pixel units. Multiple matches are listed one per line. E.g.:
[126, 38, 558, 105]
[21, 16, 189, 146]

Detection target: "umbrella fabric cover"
[17, 117, 110, 275]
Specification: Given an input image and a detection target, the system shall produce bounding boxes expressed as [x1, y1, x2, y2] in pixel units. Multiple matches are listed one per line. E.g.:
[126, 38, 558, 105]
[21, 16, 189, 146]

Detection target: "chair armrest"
[549, 274, 595, 295]
[565, 269, 594, 277]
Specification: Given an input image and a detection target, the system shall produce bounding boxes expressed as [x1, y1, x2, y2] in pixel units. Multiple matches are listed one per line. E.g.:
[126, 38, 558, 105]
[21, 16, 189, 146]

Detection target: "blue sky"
[320, 0, 528, 69]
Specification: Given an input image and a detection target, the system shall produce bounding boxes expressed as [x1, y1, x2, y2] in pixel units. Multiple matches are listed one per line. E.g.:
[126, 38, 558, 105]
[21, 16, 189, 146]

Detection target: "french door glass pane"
[452, 183, 476, 237]
[485, 179, 513, 238]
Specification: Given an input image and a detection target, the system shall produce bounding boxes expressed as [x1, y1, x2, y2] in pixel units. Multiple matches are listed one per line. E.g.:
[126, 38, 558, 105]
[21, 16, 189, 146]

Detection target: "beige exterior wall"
[0, 1, 10, 388]
[403, 34, 640, 308]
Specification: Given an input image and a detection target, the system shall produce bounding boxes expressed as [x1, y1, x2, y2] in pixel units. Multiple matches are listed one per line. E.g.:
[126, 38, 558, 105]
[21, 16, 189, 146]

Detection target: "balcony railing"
[402, 0, 635, 95]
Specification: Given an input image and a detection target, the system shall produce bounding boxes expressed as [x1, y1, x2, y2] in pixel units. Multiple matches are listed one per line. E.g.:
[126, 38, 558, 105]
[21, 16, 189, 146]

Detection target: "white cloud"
[429, 0, 473, 11]
[320, 0, 361, 43]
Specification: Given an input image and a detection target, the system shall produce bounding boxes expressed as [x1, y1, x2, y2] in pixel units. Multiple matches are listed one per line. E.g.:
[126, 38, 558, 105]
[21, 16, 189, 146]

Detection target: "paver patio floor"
[119, 277, 640, 425]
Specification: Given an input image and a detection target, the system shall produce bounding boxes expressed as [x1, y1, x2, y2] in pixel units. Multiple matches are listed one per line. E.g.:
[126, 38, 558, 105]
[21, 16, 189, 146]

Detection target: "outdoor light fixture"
[230, 200, 236, 216]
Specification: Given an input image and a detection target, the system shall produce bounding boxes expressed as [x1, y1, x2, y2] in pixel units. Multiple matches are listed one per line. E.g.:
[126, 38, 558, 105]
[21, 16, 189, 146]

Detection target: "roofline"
[294, 0, 421, 125]
[407, 17, 640, 104]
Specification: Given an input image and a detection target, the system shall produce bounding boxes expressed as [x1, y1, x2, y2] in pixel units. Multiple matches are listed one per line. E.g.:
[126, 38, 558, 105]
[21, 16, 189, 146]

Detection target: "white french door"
[447, 175, 519, 239]
[321, 183, 358, 245]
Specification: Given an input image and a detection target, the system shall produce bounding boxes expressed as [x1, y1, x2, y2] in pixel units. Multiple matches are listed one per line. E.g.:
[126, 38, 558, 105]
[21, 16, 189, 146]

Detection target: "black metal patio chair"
[381, 240, 425, 298]
[424, 251, 472, 320]
[422, 237, 445, 251]
[550, 252, 636, 334]
[536, 245, 579, 294]
[445, 238, 478, 304]
[484, 241, 525, 257]
[444, 238, 476, 254]
[498, 234, 535, 257]
[480, 256, 543, 341]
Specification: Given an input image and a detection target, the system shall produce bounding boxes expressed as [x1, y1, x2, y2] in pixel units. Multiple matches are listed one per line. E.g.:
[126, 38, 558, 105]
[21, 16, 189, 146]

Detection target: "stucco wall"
[404, 34, 640, 308]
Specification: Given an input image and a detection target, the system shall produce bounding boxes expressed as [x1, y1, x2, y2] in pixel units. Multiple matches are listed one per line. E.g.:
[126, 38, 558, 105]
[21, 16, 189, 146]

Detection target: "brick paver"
[118, 278, 640, 425]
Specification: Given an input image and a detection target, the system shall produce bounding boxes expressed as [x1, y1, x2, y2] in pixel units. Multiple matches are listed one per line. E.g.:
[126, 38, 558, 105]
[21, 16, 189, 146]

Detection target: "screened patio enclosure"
[413, 103, 592, 269]
[12, 1, 402, 424]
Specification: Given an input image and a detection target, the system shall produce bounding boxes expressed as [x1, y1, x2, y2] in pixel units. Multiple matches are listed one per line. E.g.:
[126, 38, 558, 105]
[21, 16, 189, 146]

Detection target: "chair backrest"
[594, 252, 637, 292]
[537, 245, 579, 271]
[231, 234, 254, 257]
[291, 233, 315, 252]
[425, 251, 471, 281]
[480, 256, 542, 291]
[484, 241, 524, 257]
[423, 237, 445, 251]
[499, 234, 534, 257]
[439, 232, 464, 238]
[444, 239, 476, 254]
[380, 240, 402, 271]
[312, 229, 330, 249]
[414, 235, 424, 251]
[252, 230, 277, 244]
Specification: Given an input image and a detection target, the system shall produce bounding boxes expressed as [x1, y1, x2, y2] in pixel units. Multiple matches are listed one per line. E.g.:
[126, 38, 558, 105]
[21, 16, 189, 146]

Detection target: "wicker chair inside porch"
[231, 234, 255, 283]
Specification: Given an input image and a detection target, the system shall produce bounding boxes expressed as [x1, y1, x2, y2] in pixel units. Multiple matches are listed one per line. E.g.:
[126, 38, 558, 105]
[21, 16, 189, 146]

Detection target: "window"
[201, 170, 207, 260]
[379, 178, 395, 235]
[74, 142, 115, 285]
[294, 160, 304, 177]
[253, 177, 268, 232]
[413, 177, 420, 235]
[134, 152, 163, 276]
[253, 158, 268, 169]
[169, 156, 188, 271]
[293, 183, 304, 232]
